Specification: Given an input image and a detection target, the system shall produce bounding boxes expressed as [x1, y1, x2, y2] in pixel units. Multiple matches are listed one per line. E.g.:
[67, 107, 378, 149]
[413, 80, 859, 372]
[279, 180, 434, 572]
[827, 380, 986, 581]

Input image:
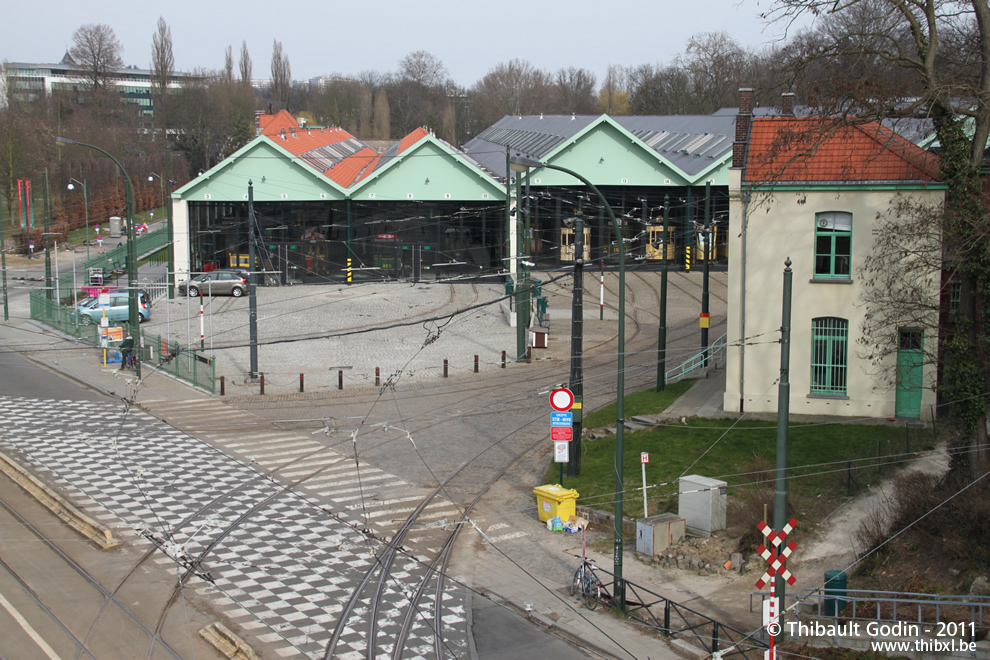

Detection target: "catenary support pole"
[568, 212, 585, 476]
[657, 194, 669, 391]
[773, 257, 793, 631]
[248, 181, 259, 378]
[702, 182, 711, 366]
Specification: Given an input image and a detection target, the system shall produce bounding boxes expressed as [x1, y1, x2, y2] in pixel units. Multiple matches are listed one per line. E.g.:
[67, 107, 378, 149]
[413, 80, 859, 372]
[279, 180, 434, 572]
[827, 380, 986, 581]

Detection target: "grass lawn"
[546, 383, 933, 532]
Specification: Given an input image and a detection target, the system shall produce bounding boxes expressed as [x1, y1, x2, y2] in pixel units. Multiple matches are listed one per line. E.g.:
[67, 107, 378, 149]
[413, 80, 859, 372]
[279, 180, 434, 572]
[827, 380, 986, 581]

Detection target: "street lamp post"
[510, 153, 627, 608]
[68, 179, 90, 261]
[149, 172, 165, 219]
[57, 137, 140, 378]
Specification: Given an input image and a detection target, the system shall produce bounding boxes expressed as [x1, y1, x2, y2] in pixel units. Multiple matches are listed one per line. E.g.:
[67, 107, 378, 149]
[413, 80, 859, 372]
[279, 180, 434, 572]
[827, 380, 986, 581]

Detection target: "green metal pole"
[166, 146, 174, 300]
[702, 182, 711, 366]
[126, 173, 139, 378]
[657, 194, 669, 391]
[515, 172, 526, 362]
[774, 257, 793, 625]
[43, 170, 52, 300]
[248, 180, 259, 378]
[546, 162, 626, 608]
[568, 211, 585, 476]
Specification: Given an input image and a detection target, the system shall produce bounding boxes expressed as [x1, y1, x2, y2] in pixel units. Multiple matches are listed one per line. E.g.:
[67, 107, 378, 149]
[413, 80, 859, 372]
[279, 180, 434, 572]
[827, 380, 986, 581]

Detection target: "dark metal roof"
[612, 115, 735, 176]
[463, 114, 735, 180]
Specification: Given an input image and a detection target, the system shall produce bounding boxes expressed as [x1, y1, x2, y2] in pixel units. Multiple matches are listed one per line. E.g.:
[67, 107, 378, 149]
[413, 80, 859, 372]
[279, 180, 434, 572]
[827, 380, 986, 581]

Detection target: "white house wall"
[724, 170, 942, 419]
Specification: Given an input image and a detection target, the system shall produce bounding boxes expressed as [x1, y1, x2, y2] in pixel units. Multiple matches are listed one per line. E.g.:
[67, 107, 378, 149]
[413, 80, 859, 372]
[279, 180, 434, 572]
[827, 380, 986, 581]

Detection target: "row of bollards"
[221, 353, 518, 395]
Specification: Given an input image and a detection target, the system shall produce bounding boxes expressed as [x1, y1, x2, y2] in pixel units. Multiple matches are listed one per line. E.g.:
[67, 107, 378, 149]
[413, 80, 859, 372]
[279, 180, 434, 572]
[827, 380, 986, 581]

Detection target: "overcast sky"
[3, 0, 812, 87]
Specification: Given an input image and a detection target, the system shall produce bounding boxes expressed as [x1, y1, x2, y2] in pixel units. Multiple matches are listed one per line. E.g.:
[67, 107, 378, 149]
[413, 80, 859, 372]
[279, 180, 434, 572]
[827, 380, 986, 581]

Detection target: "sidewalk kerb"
[0, 450, 121, 550]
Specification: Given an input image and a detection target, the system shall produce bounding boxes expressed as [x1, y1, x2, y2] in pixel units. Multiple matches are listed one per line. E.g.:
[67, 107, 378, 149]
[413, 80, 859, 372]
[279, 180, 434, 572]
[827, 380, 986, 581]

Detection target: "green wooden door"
[895, 329, 924, 418]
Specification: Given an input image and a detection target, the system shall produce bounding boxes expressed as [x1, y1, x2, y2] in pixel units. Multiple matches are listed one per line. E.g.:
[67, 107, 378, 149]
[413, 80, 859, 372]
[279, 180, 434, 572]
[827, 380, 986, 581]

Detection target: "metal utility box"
[677, 475, 727, 537]
[636, 513, 686, 557]
[109, 216, 122, 238]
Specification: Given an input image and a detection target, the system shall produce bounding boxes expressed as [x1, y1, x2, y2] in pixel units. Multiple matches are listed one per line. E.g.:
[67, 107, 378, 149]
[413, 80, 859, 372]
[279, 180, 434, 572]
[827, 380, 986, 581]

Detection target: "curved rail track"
[3, 270, 727, 659]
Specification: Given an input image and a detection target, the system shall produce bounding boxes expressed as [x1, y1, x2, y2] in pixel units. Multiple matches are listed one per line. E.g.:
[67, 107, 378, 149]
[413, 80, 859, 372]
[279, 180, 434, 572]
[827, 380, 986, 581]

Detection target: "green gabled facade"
[349, 135, 505, 202]
[175, 136, 349, 203]
[535, 116, 694, 187]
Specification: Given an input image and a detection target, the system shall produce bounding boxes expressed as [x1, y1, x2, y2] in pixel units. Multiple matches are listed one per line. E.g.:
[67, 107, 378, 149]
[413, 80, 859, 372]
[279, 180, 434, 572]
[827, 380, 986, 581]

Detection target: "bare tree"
[553, 67, 597, 114]
[373, 89, 390, 139]
[858, 196, 946, 383]
[270, 40, 292, 112]
[150, 17, 174, 127]
[628, 62, 693, 114]
[440, 101, 457, 144]
[684, 31, 746, 113]
[472, 59, 552, 129]
[399, 50, 448, 88]
[221, 45, 234, 85]
[238, 41, 253, 87]
[70, 23, 123, 89]
[599, 65, 630, 115]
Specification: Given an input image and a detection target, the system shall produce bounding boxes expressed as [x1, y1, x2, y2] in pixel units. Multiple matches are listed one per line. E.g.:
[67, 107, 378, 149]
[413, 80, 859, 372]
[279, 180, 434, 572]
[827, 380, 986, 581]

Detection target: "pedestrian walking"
[97, 234, 104, 253]
[118, 331, 134, 371]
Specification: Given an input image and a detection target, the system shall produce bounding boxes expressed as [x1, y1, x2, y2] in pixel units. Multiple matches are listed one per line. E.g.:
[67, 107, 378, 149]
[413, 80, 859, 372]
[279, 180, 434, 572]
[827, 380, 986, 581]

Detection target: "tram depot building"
[170, 110, 733, 286]
[171, 98, 945, 420]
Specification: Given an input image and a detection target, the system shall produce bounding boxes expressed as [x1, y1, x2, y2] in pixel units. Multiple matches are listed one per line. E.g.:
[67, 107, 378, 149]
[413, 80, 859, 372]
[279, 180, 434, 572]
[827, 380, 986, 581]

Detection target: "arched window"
[811, 317, 848, 395]
[814, 212, 852, 279]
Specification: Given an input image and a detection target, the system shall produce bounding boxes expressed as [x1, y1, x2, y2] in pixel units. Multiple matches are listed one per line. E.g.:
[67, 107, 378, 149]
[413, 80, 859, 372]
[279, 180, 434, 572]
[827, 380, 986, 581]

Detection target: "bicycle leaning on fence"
[571, 555, 610, 610]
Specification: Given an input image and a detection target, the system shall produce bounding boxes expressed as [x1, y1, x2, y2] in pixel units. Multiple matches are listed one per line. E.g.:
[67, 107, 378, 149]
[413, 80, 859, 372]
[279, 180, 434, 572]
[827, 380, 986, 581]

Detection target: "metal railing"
[664, 332, 726, 385]
[54, 226, 170, 304]
[29, 290, 215, 394]
[751, 588, 990, 643]
[586, 564, 767, 658]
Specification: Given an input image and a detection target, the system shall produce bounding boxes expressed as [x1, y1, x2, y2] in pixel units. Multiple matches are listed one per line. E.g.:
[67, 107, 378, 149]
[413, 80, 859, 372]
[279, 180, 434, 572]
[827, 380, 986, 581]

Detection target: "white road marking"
[0, 590, 62, 660]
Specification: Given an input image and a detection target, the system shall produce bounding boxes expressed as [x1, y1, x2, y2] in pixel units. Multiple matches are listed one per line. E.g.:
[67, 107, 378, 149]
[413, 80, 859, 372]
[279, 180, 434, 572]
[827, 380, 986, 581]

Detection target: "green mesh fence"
[30, 290, 215, 393]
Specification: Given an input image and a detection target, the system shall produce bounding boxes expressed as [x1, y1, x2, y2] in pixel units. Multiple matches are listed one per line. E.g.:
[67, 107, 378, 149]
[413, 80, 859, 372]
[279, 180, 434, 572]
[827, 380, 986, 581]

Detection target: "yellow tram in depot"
[560, 226, 592, 262]
[645, 225, 676, 261]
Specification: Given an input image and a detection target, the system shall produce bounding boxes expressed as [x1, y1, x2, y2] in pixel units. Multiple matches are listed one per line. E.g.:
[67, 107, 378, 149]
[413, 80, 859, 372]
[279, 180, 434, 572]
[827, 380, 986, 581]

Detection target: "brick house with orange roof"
[724, 90, 947, 419]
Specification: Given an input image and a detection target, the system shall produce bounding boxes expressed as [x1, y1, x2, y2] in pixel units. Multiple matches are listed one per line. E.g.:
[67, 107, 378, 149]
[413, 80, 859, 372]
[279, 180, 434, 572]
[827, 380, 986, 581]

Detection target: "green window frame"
[949, 281, 962, 315]
[811, 317, 848, 395]
[814, 212, 852, 279]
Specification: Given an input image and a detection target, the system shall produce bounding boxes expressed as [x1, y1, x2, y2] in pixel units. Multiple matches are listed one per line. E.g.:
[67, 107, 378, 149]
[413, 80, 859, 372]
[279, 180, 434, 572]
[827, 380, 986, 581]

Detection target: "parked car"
[105, 288, 152, 309]
[79, 286, 152, 309]
[76, 292, 151, 324]
[178, 270, 249, 297]
[133, 224, 149, 235]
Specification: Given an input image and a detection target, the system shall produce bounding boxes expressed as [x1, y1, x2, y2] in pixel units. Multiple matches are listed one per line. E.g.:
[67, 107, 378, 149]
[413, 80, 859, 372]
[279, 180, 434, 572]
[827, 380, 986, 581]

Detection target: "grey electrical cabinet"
[677, 475, 727, 537]
[636, 513, 686, 557]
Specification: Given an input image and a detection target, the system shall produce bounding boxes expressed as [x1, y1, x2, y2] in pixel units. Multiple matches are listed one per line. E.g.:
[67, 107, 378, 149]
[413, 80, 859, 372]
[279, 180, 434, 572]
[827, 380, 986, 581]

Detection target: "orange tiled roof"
[270, 126, 355, 156]
[325, 147, 379, 187]
[258, 110, 298, 137]
[745, 118, 941, 183]
[352, 152, 385, 185]
[397, 127, 429, 154]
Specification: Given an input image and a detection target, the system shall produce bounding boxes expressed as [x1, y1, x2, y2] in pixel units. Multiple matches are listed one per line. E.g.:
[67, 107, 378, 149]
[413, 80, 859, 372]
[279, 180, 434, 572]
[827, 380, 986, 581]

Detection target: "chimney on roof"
[781, 92, 795, 117]
[290, 126, 296, 136]
[733, 88, 753, 168]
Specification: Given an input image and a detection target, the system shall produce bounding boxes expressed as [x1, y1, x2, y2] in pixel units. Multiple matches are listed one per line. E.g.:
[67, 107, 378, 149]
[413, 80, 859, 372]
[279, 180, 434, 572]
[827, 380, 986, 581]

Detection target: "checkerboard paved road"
[0, 395, 470, 659]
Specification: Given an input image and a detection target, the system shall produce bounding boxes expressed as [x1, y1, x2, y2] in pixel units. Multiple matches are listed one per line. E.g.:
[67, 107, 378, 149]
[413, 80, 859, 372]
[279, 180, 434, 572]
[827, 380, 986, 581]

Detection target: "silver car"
[76, 293, 151, 323]
[178, 270, 249, 297]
